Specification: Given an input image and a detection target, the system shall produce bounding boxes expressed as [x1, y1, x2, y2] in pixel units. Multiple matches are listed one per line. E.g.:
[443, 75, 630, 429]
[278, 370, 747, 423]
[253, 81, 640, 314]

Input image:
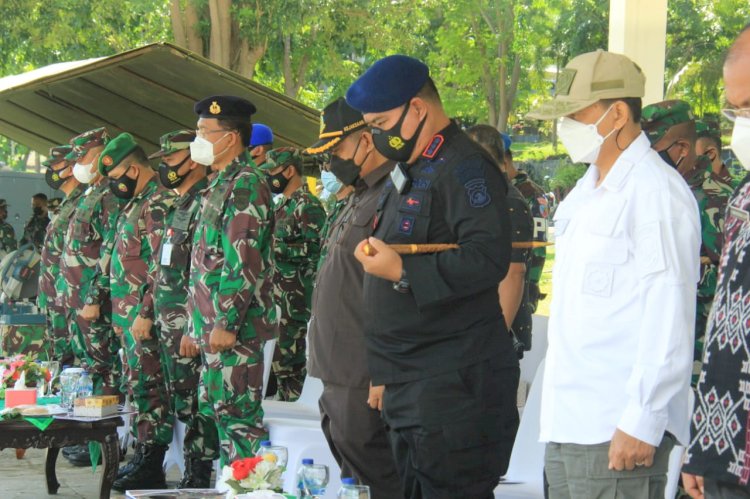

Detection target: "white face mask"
[72, 161, 97, 184]
[730, 117, 750, 171]
[557, 105, 616, 164]
[190, 133, 230, 166]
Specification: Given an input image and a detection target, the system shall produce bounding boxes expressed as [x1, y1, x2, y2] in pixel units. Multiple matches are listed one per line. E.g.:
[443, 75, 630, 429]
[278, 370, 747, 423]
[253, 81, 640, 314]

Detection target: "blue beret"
[251, 123, 274, 147]
[500, 132, 512, 151]
[345, 55, 429, 114]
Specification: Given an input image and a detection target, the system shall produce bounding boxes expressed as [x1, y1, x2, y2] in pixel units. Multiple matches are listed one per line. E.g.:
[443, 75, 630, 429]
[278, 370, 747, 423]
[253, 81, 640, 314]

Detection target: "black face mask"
[371, 102, 427, 163]
[109, 165, 138, 200]
[657, 142, 683, 170]
[330, 138, 370, 186]
[158, 155, 190, 189]
[266, 166, 290, 194]
[32, 206, 43, 216]
[45, 166, 69, 190]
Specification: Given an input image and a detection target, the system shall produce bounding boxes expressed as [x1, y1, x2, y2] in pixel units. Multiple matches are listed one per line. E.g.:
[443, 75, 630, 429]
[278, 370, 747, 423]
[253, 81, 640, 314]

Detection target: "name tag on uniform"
[160, 243, 174, 266]
[729, 205, 750, 223]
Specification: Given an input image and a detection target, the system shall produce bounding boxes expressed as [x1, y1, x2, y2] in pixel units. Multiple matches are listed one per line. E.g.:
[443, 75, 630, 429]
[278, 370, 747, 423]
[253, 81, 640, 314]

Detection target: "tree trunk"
[169, 0, 187, 48]
[208, 0, 232, 68]
[283, 34, 294, 96]
[184, 1, 203, 55]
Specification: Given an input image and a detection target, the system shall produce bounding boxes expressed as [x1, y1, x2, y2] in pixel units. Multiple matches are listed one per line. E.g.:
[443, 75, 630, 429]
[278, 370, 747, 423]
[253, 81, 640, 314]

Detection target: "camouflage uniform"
[642, 100, 734, 385]
[59, 162, 126, 396]
[512, 171, 549, 312]
[89, 168, 176, 446]
[188, 150, 277, 465]
[0, 199, 17, 257]
[38, 183, 86, 365]
[261, 149, 325, 401]
[20, 213, 50, 251]
[150, 175, 219, 460]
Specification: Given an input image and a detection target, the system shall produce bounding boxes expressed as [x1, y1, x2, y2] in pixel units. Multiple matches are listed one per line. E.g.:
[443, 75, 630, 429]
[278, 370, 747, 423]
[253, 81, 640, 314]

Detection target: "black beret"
[194, 95, 257, 120]
[346, 55, 429, 114]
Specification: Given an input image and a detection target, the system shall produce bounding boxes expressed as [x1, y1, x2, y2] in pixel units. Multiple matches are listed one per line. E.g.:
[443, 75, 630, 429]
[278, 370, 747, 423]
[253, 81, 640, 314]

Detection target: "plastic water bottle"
[296, 458, 314, 498]
[337, 478, 371, 499]
[76, 371, 93, 400]
[256, 440, 271, 456]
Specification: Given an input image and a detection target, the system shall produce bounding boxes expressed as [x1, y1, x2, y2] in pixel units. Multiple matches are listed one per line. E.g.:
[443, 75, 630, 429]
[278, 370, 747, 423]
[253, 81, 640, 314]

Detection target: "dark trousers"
[382, 358, 520, 499]
[319, 382, 402, 499]
[705, 478, 750, 499]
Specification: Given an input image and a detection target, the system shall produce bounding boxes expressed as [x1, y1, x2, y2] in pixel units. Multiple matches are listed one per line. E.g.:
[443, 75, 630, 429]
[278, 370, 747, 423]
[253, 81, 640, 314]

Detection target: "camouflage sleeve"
[214, 174, 272, 334]
[86, 196, 120, 305]
[139, 196, 172, 321]
[289, 198, 326, 263]
[1, 225, 16, 252]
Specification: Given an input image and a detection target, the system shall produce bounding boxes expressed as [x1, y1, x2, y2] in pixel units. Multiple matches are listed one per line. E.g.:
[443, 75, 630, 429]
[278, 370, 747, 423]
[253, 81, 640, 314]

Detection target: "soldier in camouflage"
[503, 138, 549, 312]
[187, 95, 277, 465]
[37, 145, 85, 366]
[0, 199, 16, 258]
[260, 147, 325, 401]
[20, 193, 50, 251]
[696, 118, 737, 187]
[146, 130, 219, 487]
[58, 128, 126, 467]
[85, 133, 176, 491]
[642, 100, 734, 385]
[58, 128, 124, 396]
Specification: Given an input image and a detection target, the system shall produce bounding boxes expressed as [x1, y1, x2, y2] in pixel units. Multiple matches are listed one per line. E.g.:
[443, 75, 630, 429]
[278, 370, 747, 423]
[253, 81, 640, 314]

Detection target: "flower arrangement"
[222, 453, 285, 498]
[0, 355, 50, 399]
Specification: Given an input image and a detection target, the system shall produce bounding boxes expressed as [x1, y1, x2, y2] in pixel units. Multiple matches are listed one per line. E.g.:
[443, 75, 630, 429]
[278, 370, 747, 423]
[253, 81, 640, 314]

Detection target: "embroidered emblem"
[209, 101, 221, 114]
[102, 155, 113, 166]
[421, 164, 436, 175]
[400, 192, 423, 213]
[398, 215, 415, 235]
[412, 178, 431, 190]
[388, 136, 405, 150]
[465, 178, 491, 208]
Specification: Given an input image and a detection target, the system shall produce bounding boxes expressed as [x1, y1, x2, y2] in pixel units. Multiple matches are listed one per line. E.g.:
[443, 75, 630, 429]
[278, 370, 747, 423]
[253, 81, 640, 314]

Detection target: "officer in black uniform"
[350, 55, 519, 499]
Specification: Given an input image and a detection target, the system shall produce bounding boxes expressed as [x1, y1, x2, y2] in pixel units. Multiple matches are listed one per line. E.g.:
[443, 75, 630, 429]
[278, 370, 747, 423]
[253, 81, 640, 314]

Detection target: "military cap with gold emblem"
[148, 130, 196, 159]
[305, 97, 367, 155]
[193, 95, 257, 120]
[97, 133, 141, 175]
[43, 145, 73, 168]
[66, 127, 111, 160]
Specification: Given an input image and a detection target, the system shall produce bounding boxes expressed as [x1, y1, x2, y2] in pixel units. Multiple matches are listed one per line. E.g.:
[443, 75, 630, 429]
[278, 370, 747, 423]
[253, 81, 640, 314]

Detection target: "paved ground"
[0, 447, 183, 498]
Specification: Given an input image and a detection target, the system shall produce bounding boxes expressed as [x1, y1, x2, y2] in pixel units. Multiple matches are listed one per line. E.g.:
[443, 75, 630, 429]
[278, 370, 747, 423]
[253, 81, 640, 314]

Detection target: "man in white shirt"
[527, 50, 701, 499]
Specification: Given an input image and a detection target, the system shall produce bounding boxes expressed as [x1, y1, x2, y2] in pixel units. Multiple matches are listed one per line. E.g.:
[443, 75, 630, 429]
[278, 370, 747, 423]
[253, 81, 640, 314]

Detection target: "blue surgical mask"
[321, 170, 342, 194]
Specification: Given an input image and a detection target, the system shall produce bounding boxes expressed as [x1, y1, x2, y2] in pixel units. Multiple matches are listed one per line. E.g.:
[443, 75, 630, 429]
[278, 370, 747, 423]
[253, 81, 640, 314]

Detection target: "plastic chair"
[494, 359, 546, 498]
[262, 375, 323, 421]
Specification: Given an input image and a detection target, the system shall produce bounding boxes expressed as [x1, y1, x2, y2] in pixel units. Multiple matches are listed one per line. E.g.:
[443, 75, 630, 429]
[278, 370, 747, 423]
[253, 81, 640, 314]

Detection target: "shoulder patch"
[465, 178, 491, 208]
[234, 187, 251, 211]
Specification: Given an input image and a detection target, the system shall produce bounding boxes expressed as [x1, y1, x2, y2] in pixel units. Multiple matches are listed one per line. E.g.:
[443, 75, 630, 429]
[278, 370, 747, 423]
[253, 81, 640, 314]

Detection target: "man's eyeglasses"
[195, 128, 230, 139]
[721, 108, 750, 122]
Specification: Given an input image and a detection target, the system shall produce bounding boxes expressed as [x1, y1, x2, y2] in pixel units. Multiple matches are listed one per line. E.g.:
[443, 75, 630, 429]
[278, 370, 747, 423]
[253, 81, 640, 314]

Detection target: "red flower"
[230, 456, 264, 480]
[11, 371, 20, 380]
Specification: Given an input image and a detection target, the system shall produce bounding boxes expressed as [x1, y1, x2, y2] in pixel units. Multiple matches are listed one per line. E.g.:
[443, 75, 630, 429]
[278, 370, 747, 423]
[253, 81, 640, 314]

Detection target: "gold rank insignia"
[102, 155, 113, 166]
[209, 101, 221, 114]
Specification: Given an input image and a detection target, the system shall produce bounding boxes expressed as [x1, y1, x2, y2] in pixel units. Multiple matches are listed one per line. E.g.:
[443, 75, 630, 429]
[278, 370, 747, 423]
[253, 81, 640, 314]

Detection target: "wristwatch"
[392, 268, 410, 293]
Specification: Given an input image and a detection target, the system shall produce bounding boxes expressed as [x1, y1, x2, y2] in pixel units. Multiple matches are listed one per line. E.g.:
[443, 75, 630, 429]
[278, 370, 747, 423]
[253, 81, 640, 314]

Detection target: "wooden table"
[0, 416, 123, 499]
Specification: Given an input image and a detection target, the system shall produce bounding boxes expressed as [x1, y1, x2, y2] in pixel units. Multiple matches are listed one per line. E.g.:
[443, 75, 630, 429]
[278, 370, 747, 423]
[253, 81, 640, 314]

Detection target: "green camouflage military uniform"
[0, 199, 17, 257]
[512, 171, 548, 312]
[20, 213, 50, 251]
[59, 180, 125, 395]
[642, 100, 734, 385]
[38, 184, 86, 365]
[150, 176, 219, 461]
[317, 196, 349, 271]
[89, 146, 176, 447]
[269, 182, 324, 400]
[188, 151, 277, 465]
[59, 128, 124, 395]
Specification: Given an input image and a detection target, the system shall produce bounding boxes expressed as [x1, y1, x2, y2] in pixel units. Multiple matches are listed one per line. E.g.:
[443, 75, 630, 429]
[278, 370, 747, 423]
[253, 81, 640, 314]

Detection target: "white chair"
[494, 359, 546, 499]
[266, 416, 342, 498]
[262, 374, 323, 421]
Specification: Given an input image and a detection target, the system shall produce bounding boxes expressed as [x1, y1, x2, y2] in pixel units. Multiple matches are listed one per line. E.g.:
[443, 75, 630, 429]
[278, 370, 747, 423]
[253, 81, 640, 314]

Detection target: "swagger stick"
[362, 241, 553, 256]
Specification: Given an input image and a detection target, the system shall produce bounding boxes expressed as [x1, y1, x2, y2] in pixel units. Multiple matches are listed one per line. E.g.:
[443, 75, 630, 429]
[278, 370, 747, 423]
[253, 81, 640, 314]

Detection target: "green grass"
[535, 245, 554, 317]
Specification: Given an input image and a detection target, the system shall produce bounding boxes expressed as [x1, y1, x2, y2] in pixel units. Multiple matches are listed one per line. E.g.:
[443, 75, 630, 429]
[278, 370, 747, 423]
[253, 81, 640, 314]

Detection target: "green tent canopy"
[0, 42, 319, 156]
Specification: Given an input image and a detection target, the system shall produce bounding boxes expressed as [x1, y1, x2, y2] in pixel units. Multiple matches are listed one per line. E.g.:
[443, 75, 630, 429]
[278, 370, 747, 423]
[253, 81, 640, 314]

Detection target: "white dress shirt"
[540, 132, 701, 447]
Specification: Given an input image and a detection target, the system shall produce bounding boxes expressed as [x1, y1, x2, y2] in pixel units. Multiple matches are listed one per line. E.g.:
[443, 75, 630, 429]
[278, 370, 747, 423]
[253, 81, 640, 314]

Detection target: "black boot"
[178, 456, 214, 488]
[116, 442, 145, 480]
[111, 443, 168, 491]
[62, 444, 86, 459]
[66, 446, 103, 467]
